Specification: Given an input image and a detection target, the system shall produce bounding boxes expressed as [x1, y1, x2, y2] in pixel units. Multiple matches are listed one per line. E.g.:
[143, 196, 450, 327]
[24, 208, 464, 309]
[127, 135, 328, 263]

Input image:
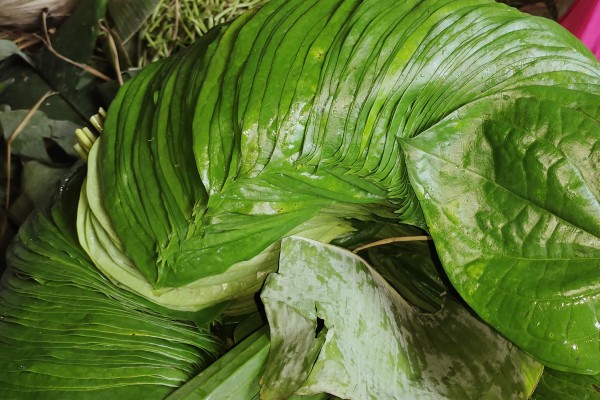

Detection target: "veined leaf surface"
[402, 86, 600, 373]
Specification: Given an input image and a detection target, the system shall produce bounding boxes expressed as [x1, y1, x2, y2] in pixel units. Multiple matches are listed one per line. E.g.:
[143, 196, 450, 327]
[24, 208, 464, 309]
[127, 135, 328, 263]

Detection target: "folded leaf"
[260, 236, 542, 400]
[83, 0, 600, 372]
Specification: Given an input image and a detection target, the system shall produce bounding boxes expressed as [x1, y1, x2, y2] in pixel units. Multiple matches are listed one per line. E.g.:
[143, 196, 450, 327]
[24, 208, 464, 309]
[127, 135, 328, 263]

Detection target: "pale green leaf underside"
[260, 236, 542, 400]
[0, 39, 32, 64]
[166, 326, 334, 400]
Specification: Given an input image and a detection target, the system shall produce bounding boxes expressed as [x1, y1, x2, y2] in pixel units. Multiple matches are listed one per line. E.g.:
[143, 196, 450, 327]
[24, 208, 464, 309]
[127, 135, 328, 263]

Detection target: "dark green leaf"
[34, 0, 109, 118]
[354, 222, 447, 312]
[81, 0, 600, 378]
[0, 109, 80, 163]
[6, 161, 70, 226]
[0, 59, 85, 125]
[531, 369, 600, 400]
[108, 0, 160, 42]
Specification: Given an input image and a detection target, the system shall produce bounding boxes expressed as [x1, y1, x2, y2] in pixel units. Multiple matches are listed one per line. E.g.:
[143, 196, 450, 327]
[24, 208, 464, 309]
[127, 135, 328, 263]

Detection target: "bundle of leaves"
[0, 0, 598, 399]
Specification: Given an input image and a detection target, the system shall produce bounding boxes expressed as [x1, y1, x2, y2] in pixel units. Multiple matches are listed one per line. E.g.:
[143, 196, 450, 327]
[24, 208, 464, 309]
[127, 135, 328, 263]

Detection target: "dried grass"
[140, 0, 267, 65]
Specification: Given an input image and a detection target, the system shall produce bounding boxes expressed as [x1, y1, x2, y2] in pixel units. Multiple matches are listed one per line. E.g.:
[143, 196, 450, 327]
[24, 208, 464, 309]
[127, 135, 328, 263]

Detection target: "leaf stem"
[352, 236, 433, 253]
[99, 21, 123, 86]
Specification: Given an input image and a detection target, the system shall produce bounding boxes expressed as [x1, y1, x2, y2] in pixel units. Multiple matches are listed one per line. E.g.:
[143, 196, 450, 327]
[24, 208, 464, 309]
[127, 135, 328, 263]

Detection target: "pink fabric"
[560, 0, 600, 59]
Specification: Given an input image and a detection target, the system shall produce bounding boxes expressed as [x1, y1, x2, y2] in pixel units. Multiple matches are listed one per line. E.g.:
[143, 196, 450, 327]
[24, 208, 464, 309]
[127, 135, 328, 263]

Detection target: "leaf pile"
[0, 0, 599, 399]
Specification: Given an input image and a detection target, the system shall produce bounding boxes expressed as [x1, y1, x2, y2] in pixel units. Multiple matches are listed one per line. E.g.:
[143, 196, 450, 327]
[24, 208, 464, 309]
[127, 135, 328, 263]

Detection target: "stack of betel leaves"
[1, 0, 599, 398]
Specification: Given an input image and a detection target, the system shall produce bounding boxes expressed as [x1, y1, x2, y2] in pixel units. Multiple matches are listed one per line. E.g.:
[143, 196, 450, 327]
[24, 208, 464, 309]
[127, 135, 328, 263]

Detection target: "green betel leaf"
[166, 325, 336, 400]
[166, 327, 271, 400]
[402, 85, 600, 374]
[531, 368, 600, 400]
[81, 0, 600, 375]
[0, 170, 221, 399]
[260, 236, 543, 400]
[94, 0, 409, 295]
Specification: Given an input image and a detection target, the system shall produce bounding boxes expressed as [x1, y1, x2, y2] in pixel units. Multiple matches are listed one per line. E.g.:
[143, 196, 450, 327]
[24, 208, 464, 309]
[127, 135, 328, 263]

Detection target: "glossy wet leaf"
[260, 236, 543, 400]
[80, 0, 600, 375]
[402, 87, 600, 373]
[95, 0, 411, 295]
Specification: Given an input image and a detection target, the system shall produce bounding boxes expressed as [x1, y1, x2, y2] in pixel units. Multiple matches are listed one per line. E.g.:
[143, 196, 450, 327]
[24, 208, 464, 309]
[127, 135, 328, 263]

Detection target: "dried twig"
[16, 35, 43, 50]
[10, 32, 44, 50]
[5, 90, 56, 209]
[352, 236, 433, 253]
[99, 21, 123, 86]
[37, 10, 112, 82]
